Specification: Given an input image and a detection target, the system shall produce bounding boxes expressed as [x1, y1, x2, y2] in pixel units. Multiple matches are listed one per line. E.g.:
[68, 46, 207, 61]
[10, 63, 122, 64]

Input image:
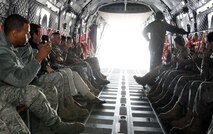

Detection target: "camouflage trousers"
[194, 81, 213, 120]
[59, 68, 90, 97]
[178, 80, 202, 109]
[58, 68, 78, 96]
[70, 66, 89, 82]
[168, 74, 201, 97]
[155, 70, 188, 91]
[0, 85, 60, 134]
[85, 57, 101, 73]
[161, 70, 191, 90]
[143, 65, 170, 84]
[0, 101, 22, 134]
[34, 72, 60, 110]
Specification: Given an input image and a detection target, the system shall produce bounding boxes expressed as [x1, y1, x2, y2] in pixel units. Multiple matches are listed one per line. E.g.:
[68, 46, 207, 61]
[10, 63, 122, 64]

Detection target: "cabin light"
[46, 1, 52, 9]
[70, 1, 73, 5]
[181, 21, 184, 27]
[181, 1, 185, 6]
[202, 0, 206, 3]
[36, 8, 40, 16]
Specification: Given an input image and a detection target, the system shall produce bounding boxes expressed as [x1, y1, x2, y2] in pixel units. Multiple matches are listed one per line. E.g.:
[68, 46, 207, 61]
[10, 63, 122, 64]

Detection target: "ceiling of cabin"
[33, 0, 211, 32]
[37, 0, 210, 19]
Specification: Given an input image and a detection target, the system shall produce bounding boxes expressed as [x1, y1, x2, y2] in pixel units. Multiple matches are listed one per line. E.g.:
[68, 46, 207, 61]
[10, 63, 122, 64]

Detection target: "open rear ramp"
[82, 68, 165, 134]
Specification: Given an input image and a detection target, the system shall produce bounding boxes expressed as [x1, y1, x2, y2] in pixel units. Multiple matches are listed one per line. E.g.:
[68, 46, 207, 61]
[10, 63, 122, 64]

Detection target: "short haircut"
[155, 11, 164, 20]
[207, 32, 213, 43]
[61, 35, 66, 42]
[174, 36, 185, 47]
[52, 31, 60, 37]
[30, 23, 41, 37]
[67, 36, 72, 42]
[3, 14, 29, 35]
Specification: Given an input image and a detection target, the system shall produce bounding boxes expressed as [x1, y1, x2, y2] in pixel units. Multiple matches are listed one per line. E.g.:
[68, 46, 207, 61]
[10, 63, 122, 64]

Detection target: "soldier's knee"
[0, 120, 10, 134]
[24, 85, 44, 106]
[73, 71, 79, 77]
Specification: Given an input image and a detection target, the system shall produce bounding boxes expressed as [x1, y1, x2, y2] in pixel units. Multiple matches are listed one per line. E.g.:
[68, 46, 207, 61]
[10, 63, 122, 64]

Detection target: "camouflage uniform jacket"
[0, 32, 41, 88]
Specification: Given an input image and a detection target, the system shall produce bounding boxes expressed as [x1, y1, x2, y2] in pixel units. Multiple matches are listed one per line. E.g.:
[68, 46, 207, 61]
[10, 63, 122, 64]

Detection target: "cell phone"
[41, 35, 50, 44]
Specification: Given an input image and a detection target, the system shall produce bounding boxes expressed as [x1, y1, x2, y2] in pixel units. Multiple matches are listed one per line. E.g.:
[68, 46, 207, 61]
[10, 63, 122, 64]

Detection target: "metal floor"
[82, 68, 165, 134]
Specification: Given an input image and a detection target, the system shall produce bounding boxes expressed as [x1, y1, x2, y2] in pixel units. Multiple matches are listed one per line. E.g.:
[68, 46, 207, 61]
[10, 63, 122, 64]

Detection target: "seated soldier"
[66, 37, 110, 86]
[49, 32, 103, 91]
[29, 24, 104, 108]
[0, 14, 84, 133]
[142, 36, 192, 99]
[134, 35, 191, 87]
[169, 32, 213, 134]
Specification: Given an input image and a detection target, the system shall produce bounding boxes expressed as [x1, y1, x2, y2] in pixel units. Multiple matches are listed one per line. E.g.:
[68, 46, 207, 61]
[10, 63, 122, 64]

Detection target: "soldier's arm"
[165, 23, 188, 34]
[0, 52, 41, 87]
[142, 24, 151, 41]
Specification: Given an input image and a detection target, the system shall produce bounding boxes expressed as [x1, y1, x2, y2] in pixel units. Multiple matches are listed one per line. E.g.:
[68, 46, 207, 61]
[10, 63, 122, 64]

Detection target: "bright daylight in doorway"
[96, 12, 152, 71]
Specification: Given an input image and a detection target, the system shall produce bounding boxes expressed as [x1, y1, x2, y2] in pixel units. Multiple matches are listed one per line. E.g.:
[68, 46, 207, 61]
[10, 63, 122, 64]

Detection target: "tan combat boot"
[171, 108, 193, 128]
[66, 96, 89, 119]
[58, 101, 78, 121]
[159, 103, 183, 122]
[50, 120, 85, 134]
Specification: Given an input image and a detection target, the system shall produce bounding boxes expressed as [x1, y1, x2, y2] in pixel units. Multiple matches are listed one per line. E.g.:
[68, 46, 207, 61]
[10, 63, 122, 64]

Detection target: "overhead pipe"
[124, 0, 127, 12]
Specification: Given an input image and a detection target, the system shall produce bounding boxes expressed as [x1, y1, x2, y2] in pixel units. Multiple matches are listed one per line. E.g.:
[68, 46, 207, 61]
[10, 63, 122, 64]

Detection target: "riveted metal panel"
[28, 1, 40, 24]
[9, 0, 29, 18]
[0, 0, 9, 24]
[83, 68, 165, 134]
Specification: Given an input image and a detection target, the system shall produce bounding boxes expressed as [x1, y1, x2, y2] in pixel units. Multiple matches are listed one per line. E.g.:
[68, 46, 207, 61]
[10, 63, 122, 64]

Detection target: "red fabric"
[197, 32, 206, 53]
[0, 25, 2, 33]
[193, 33, 199, 52]
[87, 29, 95, 55]
[162, 34, 170, 65]
[186, 35, 193, 48]
[80, 34, 86, 43]
[81, 42, 89, 60]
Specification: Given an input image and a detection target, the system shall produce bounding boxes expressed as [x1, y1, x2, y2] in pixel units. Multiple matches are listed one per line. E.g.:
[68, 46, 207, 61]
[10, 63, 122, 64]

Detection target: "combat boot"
[58, 103, 78, 121]
[159, 103, 183, 122]
[171, 109, 193, 128]
[95, 78, 110, 85]
[50, 121, 85, 134]
[153, 92, 173, 108]
[90, 86, 100, 96]
[88, 97, 106, 106]
[133, 75, 147, 86]
[147, 86, 162, 99]
[157, 96, 178, 113]
[170, 117, 205, 134]
[66, 97, 89, 119]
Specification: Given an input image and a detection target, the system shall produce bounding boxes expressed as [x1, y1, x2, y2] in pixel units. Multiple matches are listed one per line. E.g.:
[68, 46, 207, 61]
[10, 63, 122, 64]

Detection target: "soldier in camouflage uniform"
[147, 36, 191, 101]
[0, 14, 84, 133]
[28, 24, 105, 121]
[143, 11, 188, 70]
[170, 32, 213, 134]
[0, 101, 18, 134]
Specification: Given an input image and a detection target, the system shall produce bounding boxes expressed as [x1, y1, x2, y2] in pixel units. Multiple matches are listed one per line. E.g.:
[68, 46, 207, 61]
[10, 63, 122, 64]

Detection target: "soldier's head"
[155, 11, 164, 20]
[51, 32, 61, 46]
[30, 23, 42, 44]
[207, 32, 213, 43]
[174, 36, 185, 49]
[61, 35, 67, 46]
[4, 14, 30, 47]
